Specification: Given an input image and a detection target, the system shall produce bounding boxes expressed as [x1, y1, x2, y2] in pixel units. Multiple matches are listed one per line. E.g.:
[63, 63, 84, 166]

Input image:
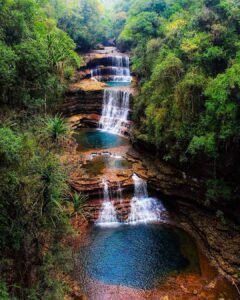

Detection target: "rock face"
[67, 114, 100, 128]
[61, 50, 240, 290]
[61, 80, 105, 118]
[84, 197, 133, 223]
[173, 201, 240, 282]
[125, 146, 240, 285]
[127, 147, 206, 205]
[71, 176, 134, 198]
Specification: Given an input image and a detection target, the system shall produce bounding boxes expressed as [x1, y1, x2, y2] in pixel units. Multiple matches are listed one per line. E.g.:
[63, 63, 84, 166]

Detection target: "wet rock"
[127, 147, 206, 204]
[176, 204, 240, 286]
[74, 295, 88, 300]
[193, 289, 198, 295]
[67, 114, 100, 129]
[207, 279, 217, 289]
[180, 285, 189, 293]
[59, 80, 105, 118]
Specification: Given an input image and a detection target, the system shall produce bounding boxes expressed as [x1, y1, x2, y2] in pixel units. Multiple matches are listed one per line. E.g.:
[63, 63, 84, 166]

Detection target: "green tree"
[57, 0, 107, 50]
[122, 0, 240, 205]
[0, 122, 70, 298]
[0, 0, 80, 107]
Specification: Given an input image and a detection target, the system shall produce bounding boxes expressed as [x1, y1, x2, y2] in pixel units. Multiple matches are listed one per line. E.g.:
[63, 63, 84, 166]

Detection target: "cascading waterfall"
[91, 55, 132, 83]
[117, 182, 123, 205]
[96, 179, 119, 226]
[110, 56, 129, 68]
[91, 67, 130, 77]
[92, 50, 164, 226]
[99, 89, 130, 135]
[96, 175, 164, 226]
[127, 174, 162, 224]
[132, 173, 148, 199]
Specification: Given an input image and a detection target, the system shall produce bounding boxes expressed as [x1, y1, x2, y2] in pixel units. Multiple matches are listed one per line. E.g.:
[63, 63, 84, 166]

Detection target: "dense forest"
[118, 0, 240, 210]
[0, 0, 107, 298]
[1, 0, 240, 298]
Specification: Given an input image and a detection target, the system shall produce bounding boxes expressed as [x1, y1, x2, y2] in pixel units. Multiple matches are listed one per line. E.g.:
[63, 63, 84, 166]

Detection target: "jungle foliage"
[0, 0, 93, 298]
[1, 0, 240, 297]
[118, 0, 240, 206]
[0, 0, 82, 109]
[51, 0, 113, 50]
[0, 115, 75, 299]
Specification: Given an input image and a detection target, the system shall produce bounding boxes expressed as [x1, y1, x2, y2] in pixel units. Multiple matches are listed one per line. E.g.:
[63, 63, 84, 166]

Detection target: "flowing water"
[90, 51, 132, 135]
[128, 174, 163, 224]
[91, 67, 130, 77]
[131, 173, 148, 198]
[109, 56, 130, 68]
[91, 55, 132, 83]
[96, 173, 165, 226]
[116, 181, 123, 204]
[96, 179, 119, 227]
[99, 89, 130, 135]
[73, 48, 238, 299]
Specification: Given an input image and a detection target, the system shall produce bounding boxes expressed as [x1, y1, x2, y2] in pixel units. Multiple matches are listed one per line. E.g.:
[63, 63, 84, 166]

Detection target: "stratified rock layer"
[61, 80, 105, 118]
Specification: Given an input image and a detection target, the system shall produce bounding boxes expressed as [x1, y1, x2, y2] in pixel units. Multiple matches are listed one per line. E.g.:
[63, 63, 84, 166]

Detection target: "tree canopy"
[118, 0, 240, 205]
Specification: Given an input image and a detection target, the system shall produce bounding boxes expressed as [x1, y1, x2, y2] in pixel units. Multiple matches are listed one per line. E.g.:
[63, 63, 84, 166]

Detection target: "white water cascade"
[117, 182, 123, 205]
[99, 89, 130, 135]
[96, 179, 119, 226]
[127, 174, 163, 224]
[91, 55, 132, 83]
[110, 56, 129, 68]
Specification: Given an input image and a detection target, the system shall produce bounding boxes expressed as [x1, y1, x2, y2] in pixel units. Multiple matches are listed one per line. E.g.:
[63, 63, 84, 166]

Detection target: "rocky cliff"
[61, 80, 105, 118]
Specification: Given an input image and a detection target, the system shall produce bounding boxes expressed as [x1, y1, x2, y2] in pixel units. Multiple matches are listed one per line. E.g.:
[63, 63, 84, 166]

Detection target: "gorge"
[1, 0, 240, 298]
[63, 47, 240, 299]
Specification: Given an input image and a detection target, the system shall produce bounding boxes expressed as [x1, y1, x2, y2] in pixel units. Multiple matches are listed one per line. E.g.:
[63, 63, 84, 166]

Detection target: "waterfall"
[96, 176, 165, 226]
[99, 89, 130, 135]
[110, 56, 129, 68]
[96, 179, 119, 226]
[132, 173, 148, 199]
[117, 182, 123, 204]
[91, 55, 132, 83]
[127, 174, 163, 224]
[91, 67, 130, 77]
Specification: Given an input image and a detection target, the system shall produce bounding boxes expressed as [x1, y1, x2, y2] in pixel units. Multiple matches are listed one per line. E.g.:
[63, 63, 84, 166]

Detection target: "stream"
[70, 47, 238, 299]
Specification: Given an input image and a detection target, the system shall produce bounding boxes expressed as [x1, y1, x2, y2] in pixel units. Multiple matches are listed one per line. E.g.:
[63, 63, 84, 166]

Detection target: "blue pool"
[74, 129, 127, 151]
[107, 81, 131, 87]
[77, 224, 200, 289]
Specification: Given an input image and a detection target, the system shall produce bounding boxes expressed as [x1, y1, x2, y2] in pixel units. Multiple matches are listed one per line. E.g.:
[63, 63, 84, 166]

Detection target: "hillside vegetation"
[118, 0, 240, 207]
[1, 0, 240, 298]
[0, 0, 105, 298]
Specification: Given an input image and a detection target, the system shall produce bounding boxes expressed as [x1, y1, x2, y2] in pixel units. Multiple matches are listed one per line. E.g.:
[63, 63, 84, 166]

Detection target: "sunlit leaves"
[151, 54, 183, 90]
[0, 128, 22, 164]
[46, 29, 81, 74]
[0, 0, 81, 106]
[180, 32, 210, 54]
[126, 0, 240, 170]
[175, 70, 206, 120]
[165, 19, 187, 35]
[145, 104, 168, 145]
[57, 0, 108, 50]
[120, 12, 160, 44]
[188, 134, 216, 156]
[0, 42, 17, 87]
